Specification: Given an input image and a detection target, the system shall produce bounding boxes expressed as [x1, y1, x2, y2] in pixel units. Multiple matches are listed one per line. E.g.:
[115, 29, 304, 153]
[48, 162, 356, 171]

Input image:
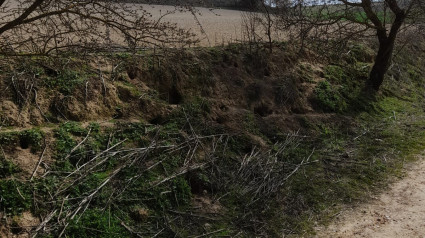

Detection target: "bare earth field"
[143, 4, 283, 46]
[146, 5, 246, 45]
[316, 155, 425, 238]
[0, 3, 281, 50]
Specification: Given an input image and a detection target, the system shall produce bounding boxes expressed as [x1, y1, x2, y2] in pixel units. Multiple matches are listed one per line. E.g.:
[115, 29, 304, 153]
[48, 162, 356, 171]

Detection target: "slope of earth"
[0, 39, 425, 237]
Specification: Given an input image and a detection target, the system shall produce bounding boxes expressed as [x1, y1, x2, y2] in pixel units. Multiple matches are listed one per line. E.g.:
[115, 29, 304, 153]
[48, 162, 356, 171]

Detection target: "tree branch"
[0, 0, 46, 35]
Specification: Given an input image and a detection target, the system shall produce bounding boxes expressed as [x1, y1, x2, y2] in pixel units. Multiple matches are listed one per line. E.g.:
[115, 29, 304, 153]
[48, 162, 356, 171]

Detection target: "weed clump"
[0, 129, 44, 152]
[66, 209, 130, 238]
[0, 158, 20, 178]
[54, 122, 82, 159]
[314, 80, 347, 112]
[324, 65, 346, 83]
[43, 69, 86, 95]
[0, 180, 32, 215]
[347, 43, 375, 63]
[171, 177, 192, 206]
[19, 129, 44, 151]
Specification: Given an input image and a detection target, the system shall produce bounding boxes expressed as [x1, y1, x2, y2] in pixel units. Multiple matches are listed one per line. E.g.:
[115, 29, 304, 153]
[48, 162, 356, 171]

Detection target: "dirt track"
[316, 156, 425, 238]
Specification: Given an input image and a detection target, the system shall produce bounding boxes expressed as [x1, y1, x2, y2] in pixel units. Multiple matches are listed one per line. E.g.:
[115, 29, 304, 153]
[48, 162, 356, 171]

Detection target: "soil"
[0, 211, 39, 238]
[315, 156, 425, 238]
[144, 4, 283, 46]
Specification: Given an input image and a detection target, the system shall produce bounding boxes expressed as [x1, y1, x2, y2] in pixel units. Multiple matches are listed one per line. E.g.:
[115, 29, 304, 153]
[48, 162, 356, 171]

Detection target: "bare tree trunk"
[368, 13, 405, 91]
[368, 38, 395, 91]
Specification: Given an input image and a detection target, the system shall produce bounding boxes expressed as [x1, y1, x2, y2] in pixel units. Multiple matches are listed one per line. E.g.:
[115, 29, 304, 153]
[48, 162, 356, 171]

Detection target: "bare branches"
[274, 0, 423, 90]
[151, 163, 207, 188]
[0, 0, 46, 35]
[63, 128, 92, 161]
[0, 1, 199, 54]
[30, 138, 47, 181]
[361, 0, 386, 32]
[29, 119, 228, 236]
[191, 228, 225, 238]
[234, 133, 317, 202]
[385, 0, 405, 16]
[32, 209, 57, 238]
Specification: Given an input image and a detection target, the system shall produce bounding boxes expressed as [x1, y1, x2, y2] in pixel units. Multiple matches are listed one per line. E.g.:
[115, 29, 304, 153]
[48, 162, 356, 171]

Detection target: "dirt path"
[316, 157, 425, 238]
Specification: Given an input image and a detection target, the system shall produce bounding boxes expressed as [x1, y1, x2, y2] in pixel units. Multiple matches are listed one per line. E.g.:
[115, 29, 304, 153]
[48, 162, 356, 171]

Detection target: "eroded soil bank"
[1, 40, 425, 237]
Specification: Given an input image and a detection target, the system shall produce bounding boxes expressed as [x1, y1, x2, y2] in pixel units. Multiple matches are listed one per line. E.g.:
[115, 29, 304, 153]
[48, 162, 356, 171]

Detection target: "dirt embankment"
[1, 38, 424, 237]
[316, 155, 425, 238]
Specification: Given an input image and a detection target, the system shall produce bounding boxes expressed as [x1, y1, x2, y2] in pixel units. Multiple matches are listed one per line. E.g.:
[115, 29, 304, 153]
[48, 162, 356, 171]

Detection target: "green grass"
[0, 128, 44, 152]
[310, 6, 393, 24]
[0, 180, 32, 215]
[314, 80, 347, 112]
[66, 209, 131, 238]
[0, 158, 21, 178]
[42, 69, 87, 95]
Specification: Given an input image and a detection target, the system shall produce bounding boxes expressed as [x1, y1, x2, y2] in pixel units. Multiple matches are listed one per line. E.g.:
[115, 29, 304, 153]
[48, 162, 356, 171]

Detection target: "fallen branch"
[33, 88, 49, 122]
[191, 229, 225, 238]
[64, 128, 92, 161]
[119, 221, 143, 238]
[32, 210, 57, 238]
[64, 139, 126, 179]
[150, 163, 207, 188]
[30, 138, 47, 181]
[168, 210, 219, 221]
[70, 166, 122, 220]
